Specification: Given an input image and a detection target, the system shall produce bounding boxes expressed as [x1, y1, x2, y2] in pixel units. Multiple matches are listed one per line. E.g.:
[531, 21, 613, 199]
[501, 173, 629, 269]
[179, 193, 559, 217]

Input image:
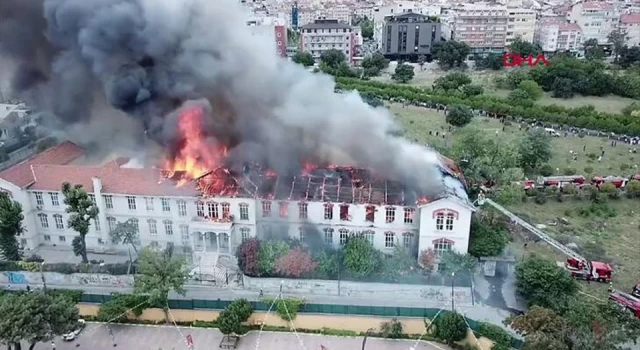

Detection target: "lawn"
[374, 66, 636, 114]
[504, 199, 640, 299]
[390, 103, 639, 177]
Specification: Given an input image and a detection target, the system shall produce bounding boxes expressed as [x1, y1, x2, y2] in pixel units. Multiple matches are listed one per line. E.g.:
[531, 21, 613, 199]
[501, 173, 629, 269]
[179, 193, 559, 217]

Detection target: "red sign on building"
[502, 53, 550, 67]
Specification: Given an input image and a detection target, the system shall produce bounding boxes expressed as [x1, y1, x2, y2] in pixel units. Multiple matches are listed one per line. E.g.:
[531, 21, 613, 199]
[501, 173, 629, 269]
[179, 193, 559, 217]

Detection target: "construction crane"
[608, 289, 640, 319]
[476, 194, 613, 283]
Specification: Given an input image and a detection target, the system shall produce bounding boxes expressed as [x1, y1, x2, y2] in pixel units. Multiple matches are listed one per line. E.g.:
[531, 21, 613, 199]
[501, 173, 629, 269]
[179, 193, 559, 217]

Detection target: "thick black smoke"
[0, 0, 466, 198]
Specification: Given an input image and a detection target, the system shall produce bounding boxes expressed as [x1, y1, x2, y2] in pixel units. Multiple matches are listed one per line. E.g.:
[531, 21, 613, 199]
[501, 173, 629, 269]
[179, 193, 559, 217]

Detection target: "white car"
[62, 319, 86, 341]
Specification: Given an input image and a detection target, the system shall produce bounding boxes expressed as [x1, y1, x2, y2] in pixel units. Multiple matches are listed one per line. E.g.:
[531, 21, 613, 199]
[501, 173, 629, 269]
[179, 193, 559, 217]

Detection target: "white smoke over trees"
[0, 0, 467, 198]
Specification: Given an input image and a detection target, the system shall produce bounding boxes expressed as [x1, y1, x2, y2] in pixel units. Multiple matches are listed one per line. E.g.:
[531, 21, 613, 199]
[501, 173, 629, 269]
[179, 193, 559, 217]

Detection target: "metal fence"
[79, 293, 524, 348]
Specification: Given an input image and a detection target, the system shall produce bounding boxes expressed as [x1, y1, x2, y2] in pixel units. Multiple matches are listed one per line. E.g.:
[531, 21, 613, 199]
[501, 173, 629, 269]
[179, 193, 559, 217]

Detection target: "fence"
[79, 293, 524, 348]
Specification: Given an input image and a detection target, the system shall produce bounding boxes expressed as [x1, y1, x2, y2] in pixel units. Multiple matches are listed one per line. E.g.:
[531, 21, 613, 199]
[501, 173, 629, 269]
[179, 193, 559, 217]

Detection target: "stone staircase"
[190, 252, 232, 285]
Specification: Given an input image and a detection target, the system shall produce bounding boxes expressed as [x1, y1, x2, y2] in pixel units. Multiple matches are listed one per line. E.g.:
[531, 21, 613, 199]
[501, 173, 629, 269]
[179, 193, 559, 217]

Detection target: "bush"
[47, 289, 84, 303]
[380, 318, 404, 339]
[468, 218, 510, 257]
[477, 322, 511, 350]
[433, 312, 468, 345]
[599, 183, 617, 193]
[534, 193, 547, 205]
[236, 238, 260, 276]
[261, 298, 304, 321]
[620, 163, 630, 171]
[539, 164, 554, 176]
[584, 166, 594, 174]
[24, 254, 44, 263]
[563, 184, 578, 194]
[626, 180, 640, 198]
[563, 167, 577, 175]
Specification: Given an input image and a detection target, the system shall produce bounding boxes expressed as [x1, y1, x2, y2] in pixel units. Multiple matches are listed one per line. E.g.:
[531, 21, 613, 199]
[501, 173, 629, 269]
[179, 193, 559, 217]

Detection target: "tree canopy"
[343, 235, 382, 278]
[433, 72, 472, 91]
[515, 254, 578, 311]
[62, 182, 99, 263]
[361, 53, 389, 77]
[392, 63, 415, 83]
[517, 130, 552, 172]
[0, 193, 24, 261]
[109, 219, 141, 254]
[292, 51, 314, 67]
[445, 105, 474, 127]
[507, 37, 542, 57]
[433, 41, 471, 69]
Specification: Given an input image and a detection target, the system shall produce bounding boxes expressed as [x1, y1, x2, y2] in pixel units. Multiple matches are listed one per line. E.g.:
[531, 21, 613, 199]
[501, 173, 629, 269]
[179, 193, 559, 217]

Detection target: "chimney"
[92, 177, 103, 194]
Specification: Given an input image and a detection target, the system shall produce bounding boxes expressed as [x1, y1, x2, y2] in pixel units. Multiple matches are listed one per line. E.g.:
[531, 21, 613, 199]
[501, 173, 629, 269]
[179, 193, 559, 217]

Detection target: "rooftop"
[301, 19, 352, 30]
[621, 12, 640, 24]
[581, 2, 614, 11]
[384, 11, 440, 23]
[559, 23, 581, 31]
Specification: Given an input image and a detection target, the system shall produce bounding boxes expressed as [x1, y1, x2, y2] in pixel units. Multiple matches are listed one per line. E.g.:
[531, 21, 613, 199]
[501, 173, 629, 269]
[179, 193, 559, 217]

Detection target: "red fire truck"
[564, 257, 613, 282]
[592, 176, 628, 189]
[609, 289, 640, 319]
[540, 175, 587, 187]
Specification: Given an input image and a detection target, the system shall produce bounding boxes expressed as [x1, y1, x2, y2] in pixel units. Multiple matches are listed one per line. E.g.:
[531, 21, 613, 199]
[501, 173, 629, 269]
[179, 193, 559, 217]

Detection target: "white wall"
[418, 198, 472, 256]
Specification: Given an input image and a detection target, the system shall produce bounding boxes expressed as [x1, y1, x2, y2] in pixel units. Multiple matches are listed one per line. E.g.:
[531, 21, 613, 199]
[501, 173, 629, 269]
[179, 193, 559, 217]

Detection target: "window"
[107, 217, 116, 232]
[49, 192, 60, 206]
[298, 226, 306, 242]
[403, 232, 413, 248]
[446, 213, 455, 231]
[104, 195, 113, 209]
[180, 225, 189, 241]
[262, 201, 272, 217]
[127, 196, 137, 210]
[38, 213, 49, 228]
[384, 232, 395, 248]
[177, 200, 187, 217]
[89, 194, 96, 205]
[196, 201, 205, 217]
[339, 229, 349, 245]
[59, 236, 66, 243]
[365, 205, 375, 222]
[150, 241, 159, 248]
[208, 202, 219, 218]
[436, 213, 444, 230]
[434, 238, 452, 255]
[339, 204, 350, 221]
[129, 218, 139, 233]
[239, 203, 249, 220]
[44, 235, 51, 241]
[222, 202, 230, 218]
[240, 227, 250, 242]
[145, 197, 154, 211]
[164, 220, 173, 235]
[161, 198, 170, 212]
[53, 214, 64, 229]
[364, 230, 375, 245]
[94, 217, 101, 232]
[404, 208, 415, 224]
[148, 219, 158, 236]
[385, 207, 396, 223]
[323, 203, 333, 220]
[35, 192, 44, 206]
[298, 202, 308, 219]
[279, 202, 289, 218]
[323, 228, 334, 244]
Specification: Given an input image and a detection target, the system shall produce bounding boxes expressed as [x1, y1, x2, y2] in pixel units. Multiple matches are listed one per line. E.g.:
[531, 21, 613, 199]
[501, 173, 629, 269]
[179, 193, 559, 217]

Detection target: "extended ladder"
[479, 197, 587, 263]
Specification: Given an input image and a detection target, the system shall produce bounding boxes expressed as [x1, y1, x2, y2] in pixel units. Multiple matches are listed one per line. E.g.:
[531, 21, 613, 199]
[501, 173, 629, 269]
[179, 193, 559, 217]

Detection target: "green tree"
[475, 53, 503, 70]
[292, 51, 314, 67]
[518, 130, 552, 171]
[361, 52, 389, 77]
[433, 40, 471, 69]
[506, 306, 570, 350]
[0, 291, 79, 350]
[508, 37, 542, 57]
[618, 45, 640, 68]
[134, 247, 189, 323]
[359, 18, 373, 40]
[433, 312, 468, 345]
[380, 318, 403, 339]
[257, 240, 290, 276]
[584, 38, 605, 60]
[97, 293, 149, 322]
[109, 219, 141, 255]
[382, 246, 417, 279]
[438, 251, 477, 275]
[343, 234, 382, 278]
[518, 80, 543, 100]
[217, 299, 253, 335]
[62, 182, 99, 263]
[508, 88, 534, 107]
[0, 193, 24, 261]
[320, 49, 347, 71]
[495, 183, 525, 205]
[445, 105, 474, 127]
[462, 84, 484, 97]
[515, 255, 578, 311]
[468, 217, 510, 257]
[551, 77, 576, 98]
[607, 29, 628, 63]
[392, 63, 415, 83]
[433, 72, 472, 91]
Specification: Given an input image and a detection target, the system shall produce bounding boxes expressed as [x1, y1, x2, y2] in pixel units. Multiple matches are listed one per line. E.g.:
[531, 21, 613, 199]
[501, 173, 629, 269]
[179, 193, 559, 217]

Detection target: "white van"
[544, 128, 561, 137]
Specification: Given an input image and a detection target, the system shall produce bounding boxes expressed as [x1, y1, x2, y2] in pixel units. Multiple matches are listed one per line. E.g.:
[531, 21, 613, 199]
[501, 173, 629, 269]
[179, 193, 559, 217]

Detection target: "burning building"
[0, 0, 475, 264]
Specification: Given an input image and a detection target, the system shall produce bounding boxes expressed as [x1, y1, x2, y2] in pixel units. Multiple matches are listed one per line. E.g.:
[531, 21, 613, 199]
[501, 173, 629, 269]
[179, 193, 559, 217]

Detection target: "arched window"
[433, 238, 453, 255]
[38, 213, 49, 229]
[402, 232, 413, 248]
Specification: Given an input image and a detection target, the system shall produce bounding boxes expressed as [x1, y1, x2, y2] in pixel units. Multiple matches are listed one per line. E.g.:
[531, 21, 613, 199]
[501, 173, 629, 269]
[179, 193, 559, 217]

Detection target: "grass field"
[374, 66, 636, 114]
[390, 104, 639, 177]
[505, 199, 640, 299]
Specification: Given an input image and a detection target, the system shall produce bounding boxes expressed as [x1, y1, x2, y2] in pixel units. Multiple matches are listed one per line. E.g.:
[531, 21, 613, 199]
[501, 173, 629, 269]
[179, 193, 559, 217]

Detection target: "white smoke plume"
[0, 0, 467, 198]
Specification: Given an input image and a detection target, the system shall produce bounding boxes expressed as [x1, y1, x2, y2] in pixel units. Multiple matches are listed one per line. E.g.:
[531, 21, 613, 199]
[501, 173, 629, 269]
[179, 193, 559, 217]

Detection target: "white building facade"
[507, 8, 536, 44]
[620, 12, 640, 46]
[300, 19, 362, 64]
[535, 18, 583, 53]
[0, 142, 474, 262]
[567, 2, 620, 44]
[452, 4, 509, 54]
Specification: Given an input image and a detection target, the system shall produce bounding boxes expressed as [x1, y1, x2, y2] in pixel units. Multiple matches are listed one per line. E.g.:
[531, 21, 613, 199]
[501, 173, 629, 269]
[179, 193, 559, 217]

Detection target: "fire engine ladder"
[477, 196, 587, 262]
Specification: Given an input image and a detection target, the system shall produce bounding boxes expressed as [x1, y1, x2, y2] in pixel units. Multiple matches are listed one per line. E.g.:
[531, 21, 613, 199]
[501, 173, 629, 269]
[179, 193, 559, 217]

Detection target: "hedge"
[335, 77, 640, 136]
[0, 261, 133, 275]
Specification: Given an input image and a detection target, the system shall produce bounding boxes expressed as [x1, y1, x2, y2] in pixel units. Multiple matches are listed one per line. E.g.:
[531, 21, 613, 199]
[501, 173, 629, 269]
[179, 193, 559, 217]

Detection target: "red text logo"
[502, 53, 550, 67]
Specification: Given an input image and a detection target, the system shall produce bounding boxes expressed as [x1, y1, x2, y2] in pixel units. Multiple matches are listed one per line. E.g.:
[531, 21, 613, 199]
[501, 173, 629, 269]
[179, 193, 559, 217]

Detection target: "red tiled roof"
[582, 2, 613, 11]
[621, 13, 640, 24]
[0, 141, 85, 188]
[28, 164, 199, 197]
[559, 23, 581, 31]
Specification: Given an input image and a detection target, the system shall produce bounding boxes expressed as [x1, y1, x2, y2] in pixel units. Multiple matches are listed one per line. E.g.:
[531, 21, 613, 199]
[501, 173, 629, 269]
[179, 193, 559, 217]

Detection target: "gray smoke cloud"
[0, 0, 466, 198]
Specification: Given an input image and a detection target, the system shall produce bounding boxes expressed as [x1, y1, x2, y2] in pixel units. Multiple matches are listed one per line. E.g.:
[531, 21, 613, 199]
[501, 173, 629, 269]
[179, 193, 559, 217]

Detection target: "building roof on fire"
[0, 141, 469, 205]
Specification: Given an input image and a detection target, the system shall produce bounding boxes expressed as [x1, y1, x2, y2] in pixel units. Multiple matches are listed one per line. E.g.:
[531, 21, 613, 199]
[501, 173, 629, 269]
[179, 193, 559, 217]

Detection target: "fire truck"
[608, 289, 640, 319]
[592, 176, 628, 189]
[539, 175, 587, 188]
[476, 196, 613, 283]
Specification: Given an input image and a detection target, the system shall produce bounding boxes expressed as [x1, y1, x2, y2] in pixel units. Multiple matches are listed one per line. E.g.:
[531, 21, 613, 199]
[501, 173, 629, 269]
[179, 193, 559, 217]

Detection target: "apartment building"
[620, 12, 640, 46]
[453, 4, 509, 54]
[0, 142, 474, 263]
[535, 18, 583, 53]
[567, 2, 620, 44]
[325, 5, 352, 24]
[300, 19, 361, 63]
[246, 17, 288, 58]
[373, 3, 442, 49]
[381, 11, 444, 61]
[507, 8, 536, 44]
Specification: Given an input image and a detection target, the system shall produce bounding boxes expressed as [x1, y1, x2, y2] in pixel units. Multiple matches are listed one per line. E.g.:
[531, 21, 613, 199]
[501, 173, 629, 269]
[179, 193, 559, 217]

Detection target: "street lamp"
[451, 272, 455, 312]
[361, 328, 375, 350]
[40, 262, 47, 291]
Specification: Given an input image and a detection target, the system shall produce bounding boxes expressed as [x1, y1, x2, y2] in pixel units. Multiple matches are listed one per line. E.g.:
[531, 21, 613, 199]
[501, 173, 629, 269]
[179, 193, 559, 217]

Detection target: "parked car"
[62, 319, 86, 341]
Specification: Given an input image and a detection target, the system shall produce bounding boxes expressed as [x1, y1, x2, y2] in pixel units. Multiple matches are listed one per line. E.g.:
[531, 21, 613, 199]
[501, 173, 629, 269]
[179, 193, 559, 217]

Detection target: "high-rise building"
[380, 11, 443, 61]
[507, 8, 536, 44]
[300, 19, 361, 64]
[453, 4, 509, 54]
[567, 2, 620, 45]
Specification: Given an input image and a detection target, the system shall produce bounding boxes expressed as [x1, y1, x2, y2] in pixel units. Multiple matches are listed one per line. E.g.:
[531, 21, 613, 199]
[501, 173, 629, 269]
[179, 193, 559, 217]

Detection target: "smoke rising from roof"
[0, 0, 465, 198]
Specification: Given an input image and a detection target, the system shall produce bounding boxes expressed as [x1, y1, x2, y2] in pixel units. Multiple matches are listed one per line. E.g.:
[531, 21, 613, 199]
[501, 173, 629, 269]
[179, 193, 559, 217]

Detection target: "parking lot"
[32, 323, 451, 350]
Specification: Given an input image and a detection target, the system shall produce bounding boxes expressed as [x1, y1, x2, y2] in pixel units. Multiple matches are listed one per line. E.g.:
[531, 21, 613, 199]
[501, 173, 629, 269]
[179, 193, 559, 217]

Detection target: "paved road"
[31, 323, 452, 350]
